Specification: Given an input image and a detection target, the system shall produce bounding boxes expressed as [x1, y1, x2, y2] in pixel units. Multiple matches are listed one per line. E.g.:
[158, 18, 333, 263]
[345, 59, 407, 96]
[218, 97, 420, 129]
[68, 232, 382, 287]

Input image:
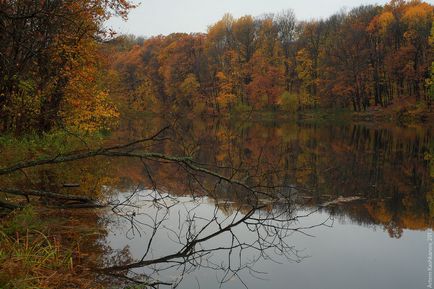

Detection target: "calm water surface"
[4, 116, 433, 288]
[105, 193, 428, 289]
[99, 117, 433, 289]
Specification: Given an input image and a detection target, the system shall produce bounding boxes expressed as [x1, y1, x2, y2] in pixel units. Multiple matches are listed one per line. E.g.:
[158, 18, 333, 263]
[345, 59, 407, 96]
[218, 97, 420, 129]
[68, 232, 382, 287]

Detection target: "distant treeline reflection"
[109, 117, 434, 236]
[1, 117, 432, 236]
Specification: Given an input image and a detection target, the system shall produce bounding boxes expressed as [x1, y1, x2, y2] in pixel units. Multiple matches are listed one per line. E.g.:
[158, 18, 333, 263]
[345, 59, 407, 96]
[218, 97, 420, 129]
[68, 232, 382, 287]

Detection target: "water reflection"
[101, 190, 429, 289]
[101, 190, 331, 287]
[108, 117, 433, 234]
[98, 117, 432, 288]
[0, 117, 432, 288]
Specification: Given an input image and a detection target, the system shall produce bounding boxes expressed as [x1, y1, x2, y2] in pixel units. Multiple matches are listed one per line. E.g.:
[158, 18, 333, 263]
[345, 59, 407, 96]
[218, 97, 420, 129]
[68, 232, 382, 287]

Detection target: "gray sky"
[108, 0, 390, 37]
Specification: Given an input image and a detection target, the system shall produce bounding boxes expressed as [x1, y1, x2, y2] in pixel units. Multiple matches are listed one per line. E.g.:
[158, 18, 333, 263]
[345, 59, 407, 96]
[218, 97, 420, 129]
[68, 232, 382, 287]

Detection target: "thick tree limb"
[0, 200, 22, 210]
[0, 188, 94, 202]
[0, 150, 274, 203]
[0, 125, 279, 211]
[0, 126, 169, 176]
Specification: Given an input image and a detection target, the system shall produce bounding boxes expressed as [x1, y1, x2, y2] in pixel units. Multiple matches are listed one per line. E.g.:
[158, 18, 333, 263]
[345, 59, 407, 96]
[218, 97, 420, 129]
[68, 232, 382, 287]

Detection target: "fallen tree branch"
[47, 203, 106, 209]
[0, 200, 22, 210]
[319, 196, 365, 207]
[98, 151, 275, 199]
[0, 126, 170, 176]
[0, 188, 94, 202]
[0, 149, 274, 204]
[1, 151, 274, 203]
[0, 124, 283, 211]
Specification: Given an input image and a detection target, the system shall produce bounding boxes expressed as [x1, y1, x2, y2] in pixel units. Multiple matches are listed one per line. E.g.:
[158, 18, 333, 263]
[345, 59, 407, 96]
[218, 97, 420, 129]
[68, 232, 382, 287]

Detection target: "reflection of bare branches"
[0, 123, 331, 288]
[99, 190, 331, 288]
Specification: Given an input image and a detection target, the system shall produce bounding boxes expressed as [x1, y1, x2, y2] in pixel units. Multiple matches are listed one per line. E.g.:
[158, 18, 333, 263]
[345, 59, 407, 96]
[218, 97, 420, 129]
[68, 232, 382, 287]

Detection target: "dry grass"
[0, 207, 105, 289]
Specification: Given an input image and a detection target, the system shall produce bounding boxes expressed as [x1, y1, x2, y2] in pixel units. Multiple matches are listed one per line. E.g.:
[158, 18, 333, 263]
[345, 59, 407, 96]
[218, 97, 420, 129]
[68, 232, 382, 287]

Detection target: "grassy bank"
[0, 129, 114, 288]
[0, 130, 108, 168]
[0, 206, 105, 288]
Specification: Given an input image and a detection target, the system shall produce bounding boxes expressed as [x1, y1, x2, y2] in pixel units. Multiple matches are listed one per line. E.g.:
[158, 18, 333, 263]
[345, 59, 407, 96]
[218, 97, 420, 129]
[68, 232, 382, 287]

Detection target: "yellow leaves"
[277, 91, 298, 113]
[132, 77, 160, 112]
[215, 71, 236, 111]
[296, 48, 315, 94]
[296, 49, 313, 78]
[215, 71, 226, 81]
[232, 15, 255, 36]
[0, 0, 135, 133]
[180, 74, 200, 96]
[403, 2, 433, 26]
[208, 13, 234, 39]
[61, 42, 120, 132]
[368, 12, 395, 34]
[378, 11, 395, 29]
[63, 90, 119, 132]
[104, 1, 431, 115]
[402, 3, 433, 44]
[217, 92, 237, 110]
[402, 2, 433, 46]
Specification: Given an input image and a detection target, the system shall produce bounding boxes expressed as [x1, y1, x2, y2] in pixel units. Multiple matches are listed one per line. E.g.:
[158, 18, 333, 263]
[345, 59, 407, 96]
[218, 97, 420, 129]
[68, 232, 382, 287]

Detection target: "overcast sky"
[107, 0, 390, 37]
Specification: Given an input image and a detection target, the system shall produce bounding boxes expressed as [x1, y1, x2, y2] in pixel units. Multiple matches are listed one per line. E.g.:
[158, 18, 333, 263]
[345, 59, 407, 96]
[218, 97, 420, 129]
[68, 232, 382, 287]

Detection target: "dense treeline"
[111, 0, 434, 115]
[1, 1, 433, 134]
[0, 0, 135, 134]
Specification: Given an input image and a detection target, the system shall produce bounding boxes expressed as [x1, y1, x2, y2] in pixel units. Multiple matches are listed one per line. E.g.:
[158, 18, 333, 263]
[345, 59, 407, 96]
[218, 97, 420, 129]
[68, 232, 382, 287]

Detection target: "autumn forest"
[1, 1, 434, 135]
[111, 0, 434, 117]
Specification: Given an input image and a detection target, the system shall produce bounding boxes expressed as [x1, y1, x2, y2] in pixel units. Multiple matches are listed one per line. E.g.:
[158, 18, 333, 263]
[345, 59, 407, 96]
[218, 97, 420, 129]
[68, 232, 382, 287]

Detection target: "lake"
[3, 116, 433, 288]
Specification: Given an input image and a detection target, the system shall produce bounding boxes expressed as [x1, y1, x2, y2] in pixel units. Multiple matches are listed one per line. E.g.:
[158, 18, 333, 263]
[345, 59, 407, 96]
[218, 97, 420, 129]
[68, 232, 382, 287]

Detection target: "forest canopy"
[0, 0, 135, 133]
[110, 0, 433, 115]
[0, 0, 433, 134]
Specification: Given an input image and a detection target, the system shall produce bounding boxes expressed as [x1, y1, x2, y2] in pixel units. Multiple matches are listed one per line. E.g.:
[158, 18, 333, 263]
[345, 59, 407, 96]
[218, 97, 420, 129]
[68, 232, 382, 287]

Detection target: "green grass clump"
[0, 230, 73, 289]
[0, 206, 102, 289]
[0, 206, 42, 236]
[0, 129, 106, 167]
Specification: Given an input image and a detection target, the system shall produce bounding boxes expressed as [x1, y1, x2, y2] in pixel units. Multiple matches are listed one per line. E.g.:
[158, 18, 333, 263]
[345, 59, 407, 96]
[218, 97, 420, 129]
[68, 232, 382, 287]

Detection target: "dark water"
[2, 116, 433, 288]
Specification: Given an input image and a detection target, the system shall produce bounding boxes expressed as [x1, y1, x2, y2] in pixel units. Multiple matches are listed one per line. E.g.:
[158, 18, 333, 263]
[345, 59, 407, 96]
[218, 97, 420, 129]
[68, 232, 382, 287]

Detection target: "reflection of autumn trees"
[108, 116, 433, 234]
[2, 116, 431, 233]
[0, 157, 120, 201]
